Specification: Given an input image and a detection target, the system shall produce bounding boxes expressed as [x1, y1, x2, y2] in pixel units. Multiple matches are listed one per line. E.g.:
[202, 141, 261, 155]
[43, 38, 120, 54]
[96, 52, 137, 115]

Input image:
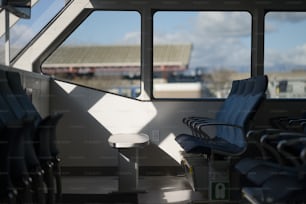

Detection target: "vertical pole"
[4, 9, 10, 66]
[251, 8, 265, 77]
[118, 148, 138, 192]
[139, 8, 153, 100]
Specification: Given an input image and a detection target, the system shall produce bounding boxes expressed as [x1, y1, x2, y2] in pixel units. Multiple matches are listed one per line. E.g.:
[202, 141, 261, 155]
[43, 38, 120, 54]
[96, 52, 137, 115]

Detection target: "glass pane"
[265, 12, 306, 98]
[42, 11, 141, 98]
[10, 0, 68, 60]
[153, 11, 251, 98]
[0, 35, 4, 64]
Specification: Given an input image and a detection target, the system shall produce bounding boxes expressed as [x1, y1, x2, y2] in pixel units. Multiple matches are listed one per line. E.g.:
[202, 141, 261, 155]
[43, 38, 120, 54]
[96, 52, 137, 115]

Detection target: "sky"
[3, 1, 306, 73]
[3, 0, 65, 59]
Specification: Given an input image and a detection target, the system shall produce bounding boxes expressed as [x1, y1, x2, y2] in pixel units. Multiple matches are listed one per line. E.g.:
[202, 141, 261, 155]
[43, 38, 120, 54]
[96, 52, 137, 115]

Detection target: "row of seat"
[235, 117, 306, 203]
[175, 75, 268, 157]
[174, 75, 306, 203]
[0, 69, 63, 204]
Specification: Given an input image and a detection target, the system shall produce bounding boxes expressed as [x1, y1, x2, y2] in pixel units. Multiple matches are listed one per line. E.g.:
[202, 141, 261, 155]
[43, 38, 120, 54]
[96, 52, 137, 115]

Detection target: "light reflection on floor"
[62, 175, 207, 204]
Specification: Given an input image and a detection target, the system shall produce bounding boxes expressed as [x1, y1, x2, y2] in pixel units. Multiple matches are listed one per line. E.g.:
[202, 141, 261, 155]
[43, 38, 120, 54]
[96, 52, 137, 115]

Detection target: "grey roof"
[43, 44, 192, 68]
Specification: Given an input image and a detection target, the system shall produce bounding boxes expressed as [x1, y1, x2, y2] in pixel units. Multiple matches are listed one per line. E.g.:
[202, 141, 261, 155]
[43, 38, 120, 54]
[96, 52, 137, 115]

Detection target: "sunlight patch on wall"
[158, 133, 184, 164]
[55, 80, 77, 94]
[88, 94, 157, 134]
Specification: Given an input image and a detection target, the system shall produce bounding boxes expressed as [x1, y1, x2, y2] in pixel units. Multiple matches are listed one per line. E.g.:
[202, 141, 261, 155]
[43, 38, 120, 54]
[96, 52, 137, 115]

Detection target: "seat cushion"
[243, 175, 304, 203]
[175, 134, 244, 155]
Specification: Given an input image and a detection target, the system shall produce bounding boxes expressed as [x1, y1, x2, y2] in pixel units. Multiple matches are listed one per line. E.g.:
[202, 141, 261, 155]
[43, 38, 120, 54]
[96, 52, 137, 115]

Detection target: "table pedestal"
[118, 148, 139, 191]
[108, 133, 149, 192]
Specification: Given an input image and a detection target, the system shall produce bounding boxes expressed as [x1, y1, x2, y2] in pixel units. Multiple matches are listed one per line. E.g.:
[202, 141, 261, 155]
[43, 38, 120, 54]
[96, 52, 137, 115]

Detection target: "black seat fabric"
[175, 75, 268, 156]
[181, 79, 241, 139]
[242, 175, 305, 204]
[238, 132, 306, 176]
[0, 109, 18, 204]
[240, 137, 306, 203]
[0, 69, 63, 204]
[0, 92, 32, 203]
[235, 128, 306, 181]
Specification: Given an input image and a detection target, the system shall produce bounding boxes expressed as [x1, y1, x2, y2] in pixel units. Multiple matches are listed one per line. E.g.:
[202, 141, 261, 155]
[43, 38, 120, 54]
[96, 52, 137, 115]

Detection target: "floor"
[61, 175, 210, 204]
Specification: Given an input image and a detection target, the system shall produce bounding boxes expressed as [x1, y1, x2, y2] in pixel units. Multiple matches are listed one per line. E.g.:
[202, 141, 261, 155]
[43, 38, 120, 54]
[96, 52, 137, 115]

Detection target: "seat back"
[217, 76, 268, 149]
[0, 70, 41, 171]
[6, 71, 42, 125]
[0, 70, 26, 120]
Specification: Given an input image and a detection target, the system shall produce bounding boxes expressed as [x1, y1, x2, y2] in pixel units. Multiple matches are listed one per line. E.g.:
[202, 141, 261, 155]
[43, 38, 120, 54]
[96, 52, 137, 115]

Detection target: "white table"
[108, 133, 150, 192]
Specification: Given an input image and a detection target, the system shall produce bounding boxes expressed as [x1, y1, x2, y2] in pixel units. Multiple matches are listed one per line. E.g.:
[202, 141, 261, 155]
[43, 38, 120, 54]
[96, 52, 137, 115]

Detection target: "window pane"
[153, 11, 251, 98]
[10, 0, 67, 60]
[265, 12, 306, 98]
[0, 35, 4, 64]
[42, 11, 141, 98]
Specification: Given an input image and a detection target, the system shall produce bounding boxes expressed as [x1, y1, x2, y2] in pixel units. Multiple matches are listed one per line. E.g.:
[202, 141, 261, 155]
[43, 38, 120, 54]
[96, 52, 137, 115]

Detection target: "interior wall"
[49, 79, 306, 168]
[50, 79, 222, 167]
[21, 71, 50, 118]
[2, 66, 305, 169]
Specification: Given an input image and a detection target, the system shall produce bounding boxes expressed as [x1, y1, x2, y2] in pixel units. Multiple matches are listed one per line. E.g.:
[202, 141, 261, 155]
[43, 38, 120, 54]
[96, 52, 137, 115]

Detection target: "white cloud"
[195, 12, 251, 37]
[290, 44, 306, 65]
[10, 24, 35, 47]
[266, 12, 306, 34]
[120, 31, 141, 44]
[265, 13, 306, 70]
[265, 43, 306, 71]
[154, 12, 251, 69]
[266, 12, 306, 23]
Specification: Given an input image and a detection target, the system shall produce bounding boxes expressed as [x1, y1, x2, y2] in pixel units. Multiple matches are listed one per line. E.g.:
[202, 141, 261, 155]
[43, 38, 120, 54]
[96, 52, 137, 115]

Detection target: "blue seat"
[182, 79, 241, 138]
[6, 70, 63, 202]
[175, 75, 268, 157]
[0, 92, 32, 203]
[0, 69, 63, 204]
[235, 117, 306, 181]
[241, 137, 306, 203]
[236, 130, 306, 182]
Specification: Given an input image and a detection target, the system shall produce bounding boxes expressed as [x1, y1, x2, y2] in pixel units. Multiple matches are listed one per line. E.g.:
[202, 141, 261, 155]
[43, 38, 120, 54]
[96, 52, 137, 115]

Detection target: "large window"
[42, 11, 141, 98]
[10, 0, 68, 60]
[153, 11, 251, 98]
[265, 12, 306, 98]
[0, 34, 4, 64]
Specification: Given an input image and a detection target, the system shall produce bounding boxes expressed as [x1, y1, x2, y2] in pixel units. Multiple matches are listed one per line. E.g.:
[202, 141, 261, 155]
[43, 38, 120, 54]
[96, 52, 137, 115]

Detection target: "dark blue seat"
[175, 75, 268, 156]
[0, 118, 18, 204]
[236, 130, 306, 183]
[0, 92, 32, 203]
[182, 79, 241, 138]
[235, 120, 306, 181]
[6, 70, 63, 202]
[241, 137, 306, 203]
[0, 69, 63, 204]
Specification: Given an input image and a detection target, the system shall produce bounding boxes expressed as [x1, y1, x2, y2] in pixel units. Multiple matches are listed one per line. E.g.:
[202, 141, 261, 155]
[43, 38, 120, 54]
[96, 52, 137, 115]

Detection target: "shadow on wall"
[49, 80, 185, 168]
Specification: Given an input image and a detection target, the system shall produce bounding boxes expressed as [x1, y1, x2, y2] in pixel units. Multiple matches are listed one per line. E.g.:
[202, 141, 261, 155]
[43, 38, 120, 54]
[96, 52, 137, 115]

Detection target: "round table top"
[108, 133, 150, 148]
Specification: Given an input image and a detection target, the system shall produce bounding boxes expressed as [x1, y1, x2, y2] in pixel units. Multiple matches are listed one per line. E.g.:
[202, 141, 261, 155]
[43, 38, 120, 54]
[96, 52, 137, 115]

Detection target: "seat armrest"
[197, 122, 244, 139]
[288, 118, 306, 127]
[261, 132, 306, 144]
[197, 121, 243, 131]
[277, 137, 306, 171]
[247, 128, 283, 139]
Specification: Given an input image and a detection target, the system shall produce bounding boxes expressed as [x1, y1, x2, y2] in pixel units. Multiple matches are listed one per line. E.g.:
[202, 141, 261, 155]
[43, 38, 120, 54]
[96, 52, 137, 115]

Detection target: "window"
[9, 0, 68, 60]
[42, 11, 141, 98]
[265, 12, 306, 98]
[153, 11, 251, 98]
[0, 35, 4, 64]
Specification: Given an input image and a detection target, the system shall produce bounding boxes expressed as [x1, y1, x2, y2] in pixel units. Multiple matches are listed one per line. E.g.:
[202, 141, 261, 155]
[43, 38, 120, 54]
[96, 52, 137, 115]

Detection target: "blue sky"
[8, 0, 65, 58]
